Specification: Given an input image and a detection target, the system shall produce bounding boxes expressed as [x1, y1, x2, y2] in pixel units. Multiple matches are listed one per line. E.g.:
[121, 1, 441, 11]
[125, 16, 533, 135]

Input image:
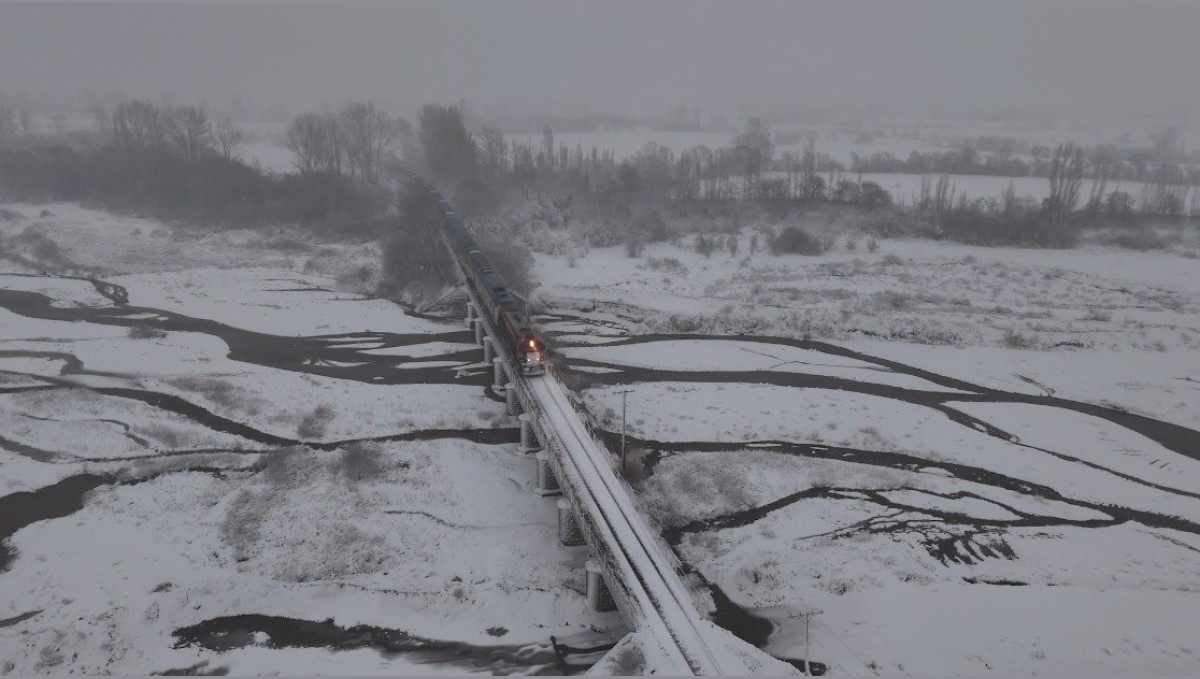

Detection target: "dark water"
[706, 584, 827, 675]
[173, 614, 605, 675]
[558, 332, 1200, 464]
[550, 331, 1200, 672]
[0, 281, 484, 388]
[0, 473, 110, 572]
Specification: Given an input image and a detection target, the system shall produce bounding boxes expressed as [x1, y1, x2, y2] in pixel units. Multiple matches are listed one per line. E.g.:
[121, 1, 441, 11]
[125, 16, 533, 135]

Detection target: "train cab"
[519, 331, 546, 376]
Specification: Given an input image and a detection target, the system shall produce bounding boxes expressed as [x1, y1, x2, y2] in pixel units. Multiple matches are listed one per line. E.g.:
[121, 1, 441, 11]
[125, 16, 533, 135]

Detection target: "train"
[420, 181, 547, 376]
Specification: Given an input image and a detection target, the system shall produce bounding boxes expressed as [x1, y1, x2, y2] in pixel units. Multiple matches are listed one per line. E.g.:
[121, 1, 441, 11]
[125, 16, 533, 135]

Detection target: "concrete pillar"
[557, 498, 585, 547]
[518, 414, 539, 453]
[492, 357, 507, 391]
[535, 450, 560, 495]
[473, 318, 484, 346]
[585, 559, 616, 612]
[464, 302, 476, 329]
[483, 336, 494, 363]
[505, 382, 518, 415]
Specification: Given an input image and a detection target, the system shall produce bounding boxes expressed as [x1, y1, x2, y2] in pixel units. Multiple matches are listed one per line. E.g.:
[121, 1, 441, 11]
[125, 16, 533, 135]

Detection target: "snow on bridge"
[464, 284, 794, 676]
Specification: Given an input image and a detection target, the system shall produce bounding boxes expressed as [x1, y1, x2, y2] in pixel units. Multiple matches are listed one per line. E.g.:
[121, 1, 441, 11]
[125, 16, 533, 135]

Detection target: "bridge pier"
[534, 450, 560, 496]
[473, 318, 484, 346]
[585, 559, 617, 612]
[492, 357, 507, 392]
[505, 382, 519, 415]
[464, 302, 476, 329]
[483, 336, 494, 363]
[557, 498, 585, 546]
[518, 414, 539, 452]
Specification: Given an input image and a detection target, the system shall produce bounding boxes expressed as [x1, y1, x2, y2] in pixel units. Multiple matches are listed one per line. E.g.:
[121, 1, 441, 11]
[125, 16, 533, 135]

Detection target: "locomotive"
[422, 183, 546, 375]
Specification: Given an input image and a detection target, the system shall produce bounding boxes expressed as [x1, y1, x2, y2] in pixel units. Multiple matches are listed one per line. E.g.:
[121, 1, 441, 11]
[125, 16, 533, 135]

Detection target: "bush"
[625, 232, 644, 258]
[127, 323, 167, 340]
[297, 405, 335, 439]
[1003, 329, 1038, 349]
[475, 227, 537, 296]
[380, 181, 454, 301]
[770, 226, 825, 255]
[1105, 228, 1165, 250]
[338, 442, 384, 484]
[645, 257, 687, 274]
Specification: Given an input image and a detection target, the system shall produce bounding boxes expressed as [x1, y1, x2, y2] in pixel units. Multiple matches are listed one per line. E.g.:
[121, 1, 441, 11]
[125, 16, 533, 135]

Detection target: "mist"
[3, 1, 1199, 118]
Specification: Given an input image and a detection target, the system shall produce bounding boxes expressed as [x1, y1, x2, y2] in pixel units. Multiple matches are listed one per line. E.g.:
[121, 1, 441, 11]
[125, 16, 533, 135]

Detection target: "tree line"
[0, 99, 384, 231]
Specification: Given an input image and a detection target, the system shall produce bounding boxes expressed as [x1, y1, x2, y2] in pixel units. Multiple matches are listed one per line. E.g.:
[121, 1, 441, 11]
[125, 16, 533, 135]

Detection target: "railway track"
[416, 175, 790, 675]
[524, 374, 726, 675]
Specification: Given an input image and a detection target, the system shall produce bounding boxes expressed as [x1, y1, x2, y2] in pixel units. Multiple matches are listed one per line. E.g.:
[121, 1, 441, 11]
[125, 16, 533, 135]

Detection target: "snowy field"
[532, 226, 1200, 674]
[0, 203, 622, 675]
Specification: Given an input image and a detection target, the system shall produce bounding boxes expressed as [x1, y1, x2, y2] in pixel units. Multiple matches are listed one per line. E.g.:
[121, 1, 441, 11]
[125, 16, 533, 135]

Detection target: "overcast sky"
[2, 1, 1198, 118]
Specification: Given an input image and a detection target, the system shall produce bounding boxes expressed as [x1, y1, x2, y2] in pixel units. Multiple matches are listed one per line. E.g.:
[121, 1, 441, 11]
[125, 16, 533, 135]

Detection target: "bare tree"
[215, 117, 245, 160]
[478, 125, 509, 179]
[164, 106, 214, 161]
[396, 117, 419, 163]
[418, 104, 477, 182]
[113, 100, 164, 154]
[89, 106, 108, 142]
[733, 117, 774, 195]
[286, 112, 343, 175]
[340, 101, 398, 182]
[542, 124, 555, 173]
[1046, 142, 1084, 226]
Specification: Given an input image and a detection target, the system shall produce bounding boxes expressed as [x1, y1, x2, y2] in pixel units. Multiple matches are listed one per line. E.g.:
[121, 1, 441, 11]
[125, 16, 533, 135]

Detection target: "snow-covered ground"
[0, 203, 622, 675]
[532, 227, 1200, 674]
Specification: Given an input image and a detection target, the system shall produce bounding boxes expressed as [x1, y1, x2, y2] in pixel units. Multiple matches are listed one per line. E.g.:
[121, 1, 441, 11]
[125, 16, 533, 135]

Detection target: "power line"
[813, 616, 879, 676]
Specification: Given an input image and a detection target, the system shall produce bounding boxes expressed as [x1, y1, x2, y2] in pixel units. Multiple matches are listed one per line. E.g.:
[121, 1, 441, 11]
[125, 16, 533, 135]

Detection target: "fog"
[2, 1, 1199, 118]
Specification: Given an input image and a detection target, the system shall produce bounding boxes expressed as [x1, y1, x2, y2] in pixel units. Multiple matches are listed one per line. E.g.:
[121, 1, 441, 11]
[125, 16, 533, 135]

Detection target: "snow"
[768, 583, 1200, 676]
[0, 201, 627, 675]
[562, 339, 970, 393]
[527, 374, 797, 675]
[528, 206, 1200, 674]
[115, 267, 437, 337]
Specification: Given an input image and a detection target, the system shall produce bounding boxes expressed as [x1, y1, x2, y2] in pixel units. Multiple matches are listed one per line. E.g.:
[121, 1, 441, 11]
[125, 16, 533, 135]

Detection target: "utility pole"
[800, 609, 824, 676]
[616, 389, 632, 476]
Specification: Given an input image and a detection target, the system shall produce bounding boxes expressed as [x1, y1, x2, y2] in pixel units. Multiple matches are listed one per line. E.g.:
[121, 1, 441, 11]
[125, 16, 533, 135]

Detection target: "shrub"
[380, 182, 454, 301]
[867, 237, 879, 252]
[127, 323, 167, 339]
[1106, 228, 1165, 251]
[770, 226, 825, 255]
[297, 405, 335, 439]
[475, 228, 537, 296]
[625, 232, 644, 258]
[338, 442, 384, 484]
[1003, 329, 1038, 349]
[645, 257, 687, 274]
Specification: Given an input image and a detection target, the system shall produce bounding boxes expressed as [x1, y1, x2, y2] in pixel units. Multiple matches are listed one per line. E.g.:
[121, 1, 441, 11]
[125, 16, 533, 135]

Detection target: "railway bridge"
[427, 184, 795, 675]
